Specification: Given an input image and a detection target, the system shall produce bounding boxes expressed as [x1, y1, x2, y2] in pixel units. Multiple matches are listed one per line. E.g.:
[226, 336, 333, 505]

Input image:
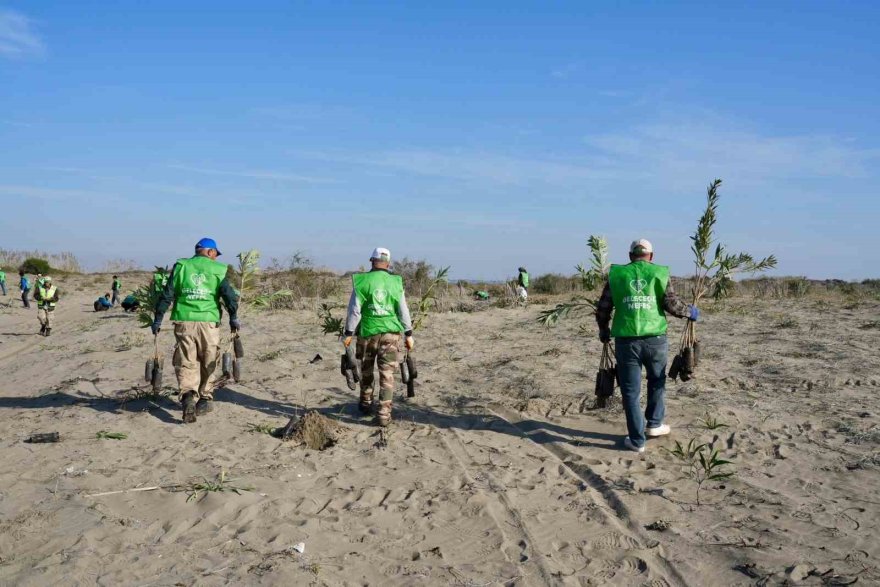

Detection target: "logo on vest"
[630, 279, 647, 293]
[183, 273, 211, 301]
[367, 288, 392, 316]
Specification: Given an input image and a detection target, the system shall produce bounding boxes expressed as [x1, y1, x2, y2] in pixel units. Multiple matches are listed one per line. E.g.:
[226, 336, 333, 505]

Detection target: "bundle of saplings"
[145, 336, 164, 392]
[595, 341, 616, 407]
[670, 179, 776, 381]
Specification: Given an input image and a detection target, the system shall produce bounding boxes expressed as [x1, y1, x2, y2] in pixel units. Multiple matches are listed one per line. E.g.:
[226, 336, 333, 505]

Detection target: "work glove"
[230, 318, 241, 332]
[343, 336, 353, 348]
[405, 336, 415, 351]
[688, 305, 700, 321]
[599, 328, 611, 343]
[150, 317, 163, 335]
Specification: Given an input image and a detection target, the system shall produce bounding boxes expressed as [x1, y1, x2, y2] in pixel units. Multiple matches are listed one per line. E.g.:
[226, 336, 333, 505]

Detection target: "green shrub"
[531, 273, 581, 294]
[21, 258, 51, 274]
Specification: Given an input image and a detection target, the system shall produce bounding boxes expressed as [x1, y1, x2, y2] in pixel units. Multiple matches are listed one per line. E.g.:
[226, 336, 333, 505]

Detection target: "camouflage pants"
[173, 321, 221, 400]
[38, 308, 54, 328]
[357, 333, 401, 402]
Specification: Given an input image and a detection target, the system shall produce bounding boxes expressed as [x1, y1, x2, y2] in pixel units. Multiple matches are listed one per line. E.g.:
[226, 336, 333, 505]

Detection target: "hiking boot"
[45, 328, 51, 337]
[358, 390, 373, 415]
[181, 392, 197, 423]
[623, 437, 645, 453]
[375, 400, 392, 427]
[196, 398, 214, 416]
[39, 325, 46, 336]
[646, 424, 671, 437]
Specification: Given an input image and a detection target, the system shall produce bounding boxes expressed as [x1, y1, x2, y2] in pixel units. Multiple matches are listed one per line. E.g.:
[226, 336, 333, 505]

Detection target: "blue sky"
[1, 1, 877, 279]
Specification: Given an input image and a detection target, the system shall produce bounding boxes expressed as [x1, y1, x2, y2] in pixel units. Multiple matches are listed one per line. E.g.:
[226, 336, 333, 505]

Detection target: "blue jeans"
[615, 335, 668, 448]
[0, 281, 6, 295]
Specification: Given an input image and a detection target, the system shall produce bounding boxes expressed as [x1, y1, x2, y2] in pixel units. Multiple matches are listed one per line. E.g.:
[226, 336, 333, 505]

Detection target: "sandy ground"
[0, 277, 878, 586]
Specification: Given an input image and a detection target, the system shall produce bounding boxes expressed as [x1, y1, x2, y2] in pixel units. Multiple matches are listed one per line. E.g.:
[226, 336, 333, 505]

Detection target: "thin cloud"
[291, 149, 612, 186]
[169, 164, 338, 184]
[0, 9, 45, 59]
[0, 185, 116, 202]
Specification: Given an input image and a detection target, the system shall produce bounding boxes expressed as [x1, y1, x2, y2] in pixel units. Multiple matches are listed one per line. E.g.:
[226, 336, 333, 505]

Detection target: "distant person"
[516, 266, 529, 302]
[111, 275, 122, 306]
[152, 269, 169, 294]
[343, 247, 414, 427]
[34, 276, 59, 336]
[33, 273, 44, 301]
[153, 237, 240, 423]
[473, 290, 490, 301]
[595, 239, 698, 453]
[0, 267, 6, 296]
[18, 271, 30, 308]
[121, 294, 140, 313]
[94, 293, 112, 312]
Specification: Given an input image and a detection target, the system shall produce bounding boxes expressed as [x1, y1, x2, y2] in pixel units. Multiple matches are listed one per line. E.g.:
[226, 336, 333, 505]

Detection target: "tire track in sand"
[488, 403, 689, 587]
[437, 426, 557, 585]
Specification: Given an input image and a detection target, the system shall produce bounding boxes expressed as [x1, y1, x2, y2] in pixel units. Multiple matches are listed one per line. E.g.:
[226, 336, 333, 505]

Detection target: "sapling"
[675, 180, 776, 379]
[538, 235, 609, 327]
[666, 438, 735, 505]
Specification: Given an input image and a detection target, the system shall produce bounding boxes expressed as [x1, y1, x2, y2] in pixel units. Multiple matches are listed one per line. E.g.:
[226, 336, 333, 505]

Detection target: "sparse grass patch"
[256, 349, 283, 362]
[183, 470, 252, 502]
[96, 431, 128, 440]
[859, 321, 880, 330]
[246, 422, 276, 435]
[773, 316, 799, 329]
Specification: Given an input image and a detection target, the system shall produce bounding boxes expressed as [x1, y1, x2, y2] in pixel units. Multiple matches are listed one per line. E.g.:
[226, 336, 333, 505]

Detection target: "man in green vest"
[516, 267, 529, 302]
[595, 239, 699, 453]
[111, 275, 122, 306]
[152, 237, 240, 424]
[34, 276, 59, 336]
[152, 268, 169, 294]
[0, 267, 6, 296]
[343, 247, 414, 427]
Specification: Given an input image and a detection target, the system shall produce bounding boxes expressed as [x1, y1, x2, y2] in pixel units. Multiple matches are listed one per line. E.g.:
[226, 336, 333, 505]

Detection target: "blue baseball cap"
[195, 237, 222, 255]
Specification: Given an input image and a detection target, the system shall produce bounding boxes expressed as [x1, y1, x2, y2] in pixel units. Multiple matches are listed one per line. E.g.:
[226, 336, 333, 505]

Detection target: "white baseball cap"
[370, 247, 391, 262]
[630, 239, 654, 254]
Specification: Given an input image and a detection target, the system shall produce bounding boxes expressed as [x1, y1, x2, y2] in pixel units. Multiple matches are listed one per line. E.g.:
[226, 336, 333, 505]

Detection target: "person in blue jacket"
[18, 271, 30, 308]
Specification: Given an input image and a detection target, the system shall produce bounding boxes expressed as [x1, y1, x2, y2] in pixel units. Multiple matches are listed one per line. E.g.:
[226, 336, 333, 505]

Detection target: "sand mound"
[277, 411, 345, 450]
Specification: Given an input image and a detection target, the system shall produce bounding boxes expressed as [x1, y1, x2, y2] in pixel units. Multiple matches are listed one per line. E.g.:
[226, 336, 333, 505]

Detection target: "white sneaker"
[646, 424, 671, 437]
[623, 437, 645, 453]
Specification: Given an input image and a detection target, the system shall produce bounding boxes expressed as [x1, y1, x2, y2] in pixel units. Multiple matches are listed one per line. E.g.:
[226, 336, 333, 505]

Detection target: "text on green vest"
[170, 256, 229, 322]
[609, 261, 670, 338]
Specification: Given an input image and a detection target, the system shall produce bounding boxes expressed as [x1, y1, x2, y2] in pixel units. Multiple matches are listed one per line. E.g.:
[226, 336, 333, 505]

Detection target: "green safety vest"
[113, 279, 121, 290]
[0, 271, 5, 282]
[353, 271, 405, 338]
[153, 272, 168, 293]
[38, 285, 58, 310]
[609, 261, 669, 338]
[520, 271, 529, 288]
[170, 256, 229, 322]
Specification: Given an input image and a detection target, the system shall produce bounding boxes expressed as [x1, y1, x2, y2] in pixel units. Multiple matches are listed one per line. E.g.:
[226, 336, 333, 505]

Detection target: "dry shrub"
[0, 249, 82, 273]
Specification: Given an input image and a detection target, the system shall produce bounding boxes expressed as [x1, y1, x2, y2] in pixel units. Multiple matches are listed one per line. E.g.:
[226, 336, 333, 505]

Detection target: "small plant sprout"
[698, 413, 729, 430]
[184, 470, 252, 502]
[538, 235, 610, 327]
[96, 431, 128, 440]
[246, 422, 276, 435]
[665, 438, 735, 505]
